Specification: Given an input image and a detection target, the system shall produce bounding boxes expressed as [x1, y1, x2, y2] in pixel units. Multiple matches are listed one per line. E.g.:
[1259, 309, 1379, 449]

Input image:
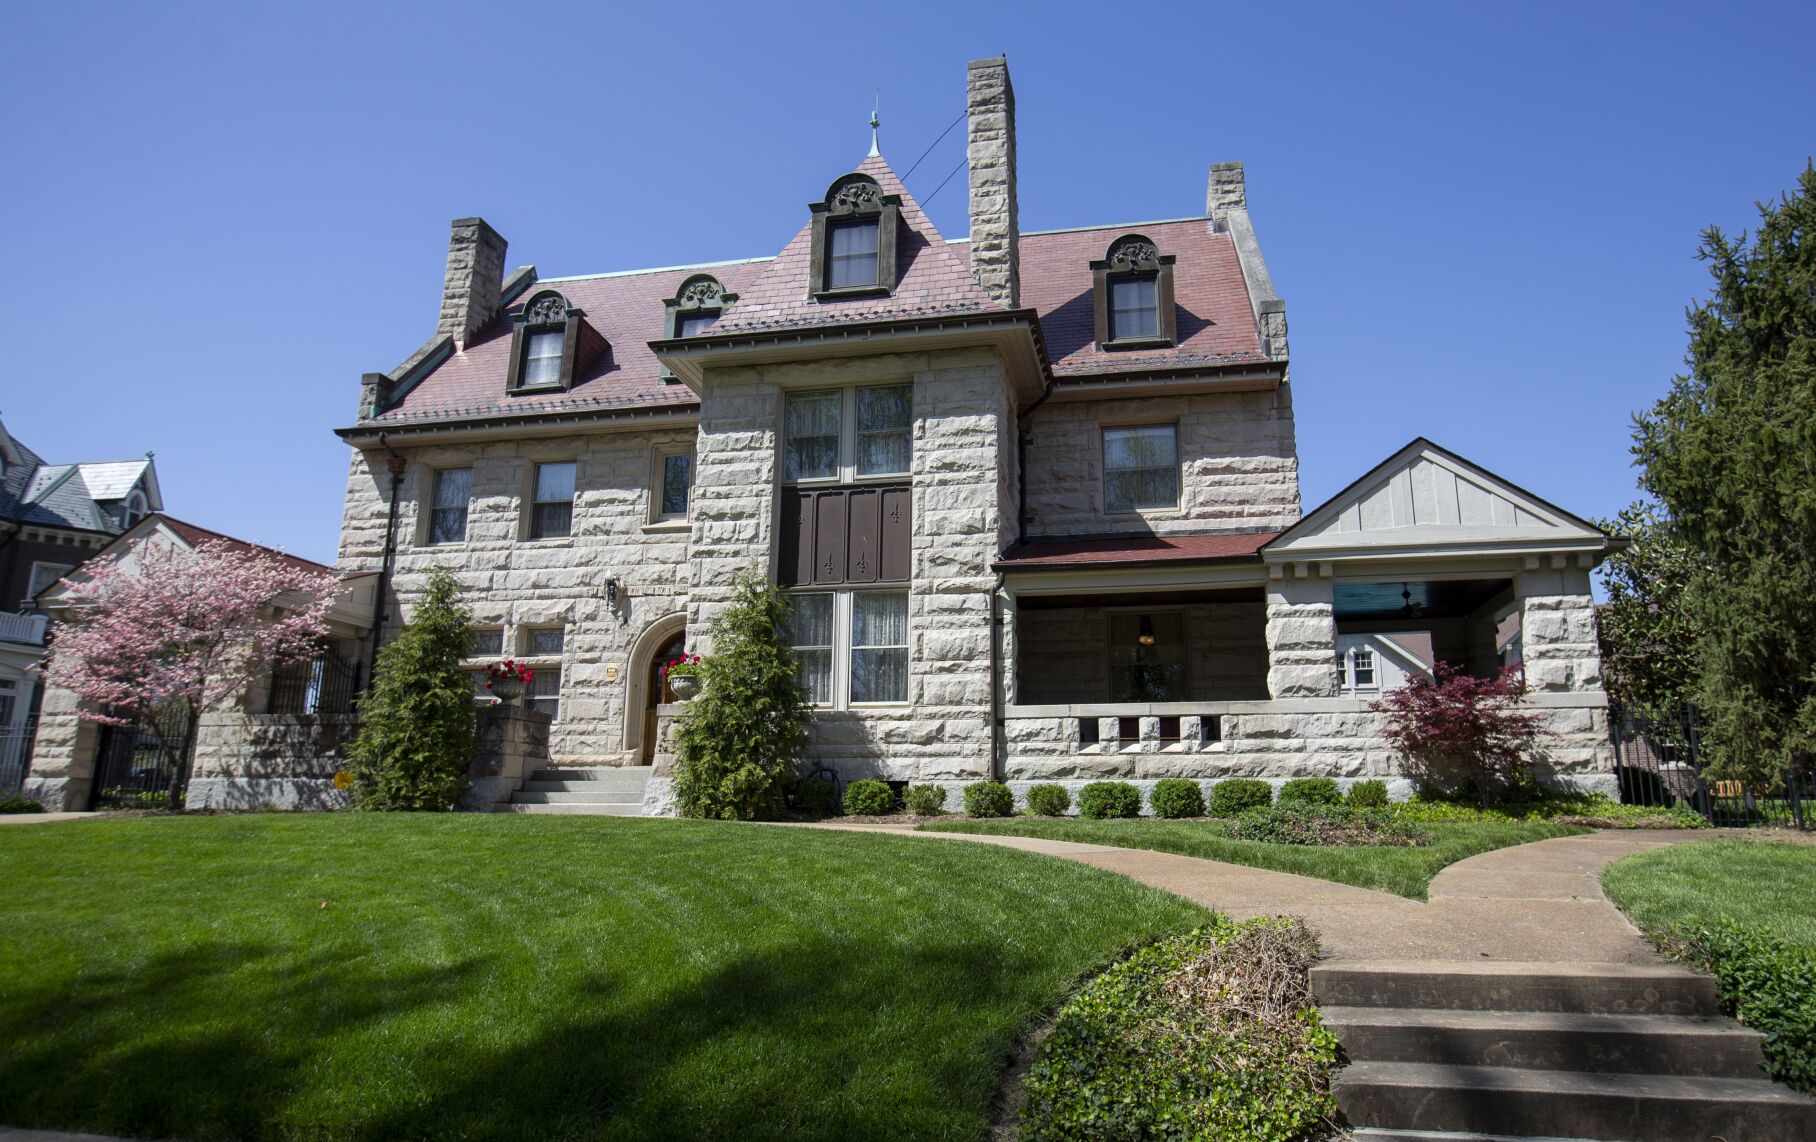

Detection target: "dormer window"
[808, 174, 900, 299]
[122, 489, 148, 528]
[1092, 234, 1177, 349]
[661, 274, 738, 382]
[507, 290, 608, 393]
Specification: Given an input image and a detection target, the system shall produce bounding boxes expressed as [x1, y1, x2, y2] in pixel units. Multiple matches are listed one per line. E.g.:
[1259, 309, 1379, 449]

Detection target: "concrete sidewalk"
[807, 822, 1749, 962]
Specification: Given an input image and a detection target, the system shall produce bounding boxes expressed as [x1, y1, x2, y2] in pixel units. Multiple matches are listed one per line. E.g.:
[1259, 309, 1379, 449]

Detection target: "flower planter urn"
[488, 677, 526, 704]
[669, 674, 701, 702]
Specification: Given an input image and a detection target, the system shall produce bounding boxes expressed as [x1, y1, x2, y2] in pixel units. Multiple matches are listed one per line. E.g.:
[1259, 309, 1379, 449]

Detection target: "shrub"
[1209, 778, 1273, 817]
[1149, 778, 1204, 819]
[675, 573, 812, 820]
[841, 779, 895, 816]
[1278, 777, 1343, 806]
[0, 795, 45, 814]
[1375, 662, 1541, 807]
[1671, 919, 1815, 1092]
[346, 569, 476, 811]
[963, 780, 1013, 818]
[1392, 791, 1708, 829]
[1025, 783, 1071, 817]
[903, 783, 947, 816]
[1231, 803, 1432, 848]
[1346, 779, 1390, 809]
[789, 778, 838, 816]
[1021, 916, 1338, 1140]
[1078, 781, 1142, 819]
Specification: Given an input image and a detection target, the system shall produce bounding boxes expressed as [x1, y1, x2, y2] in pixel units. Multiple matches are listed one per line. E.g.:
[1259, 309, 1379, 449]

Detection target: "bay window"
[784, 384, 912, 484]
[787, 589, 909, 707]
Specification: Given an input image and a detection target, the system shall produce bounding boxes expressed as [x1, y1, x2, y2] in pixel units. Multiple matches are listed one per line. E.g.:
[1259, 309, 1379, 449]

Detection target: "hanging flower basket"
[663, 654, 705, 701]
[484, 659, 535, 704]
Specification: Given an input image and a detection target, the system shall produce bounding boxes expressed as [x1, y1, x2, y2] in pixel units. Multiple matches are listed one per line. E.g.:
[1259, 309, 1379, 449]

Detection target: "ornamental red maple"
[1374, 661, 1542, 807]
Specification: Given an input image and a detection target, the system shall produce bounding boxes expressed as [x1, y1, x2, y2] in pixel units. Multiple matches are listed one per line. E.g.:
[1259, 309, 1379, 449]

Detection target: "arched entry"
[623, 612, 687, 763]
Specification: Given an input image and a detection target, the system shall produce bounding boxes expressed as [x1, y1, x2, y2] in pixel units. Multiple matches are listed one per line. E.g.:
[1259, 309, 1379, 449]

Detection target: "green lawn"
[1602, 838, 1816, 947]
[919, 817, 1587, 899]
[0, 815, 1207, 1141]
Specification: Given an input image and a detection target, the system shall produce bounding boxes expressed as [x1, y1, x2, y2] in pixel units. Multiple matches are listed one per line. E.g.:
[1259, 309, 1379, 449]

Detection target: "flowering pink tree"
[39, 538, 341, 805]
[1374, 662, 1542, 807]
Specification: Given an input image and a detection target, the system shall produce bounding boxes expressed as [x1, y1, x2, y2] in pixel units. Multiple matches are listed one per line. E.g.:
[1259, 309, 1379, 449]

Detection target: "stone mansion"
[318, 57, 1616, 813]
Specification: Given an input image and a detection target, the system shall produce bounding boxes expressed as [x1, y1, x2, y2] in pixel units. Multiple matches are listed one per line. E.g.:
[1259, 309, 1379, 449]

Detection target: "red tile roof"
[154, 514, 334, 575]
[963, 218, 1268, 376]
[373, 258, 772, 425]
[995, 530, 1279, 569]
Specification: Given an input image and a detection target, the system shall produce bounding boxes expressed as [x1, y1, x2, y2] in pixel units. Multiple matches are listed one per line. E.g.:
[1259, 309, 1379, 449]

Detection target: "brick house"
[325, 57, 1617, 814]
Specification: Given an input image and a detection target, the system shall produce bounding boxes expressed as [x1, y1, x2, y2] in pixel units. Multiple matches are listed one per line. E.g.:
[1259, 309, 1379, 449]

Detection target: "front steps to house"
[1315, 959, 1816, 1142]
[499, 766, 651, 815]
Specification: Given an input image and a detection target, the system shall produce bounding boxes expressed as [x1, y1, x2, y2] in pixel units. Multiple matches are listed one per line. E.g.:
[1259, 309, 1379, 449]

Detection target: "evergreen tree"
[1633, 164, 1816, 784]
[1595, 500, 1707, 716]
[674, 572, 812, 820]
[347, 569, 477, 810]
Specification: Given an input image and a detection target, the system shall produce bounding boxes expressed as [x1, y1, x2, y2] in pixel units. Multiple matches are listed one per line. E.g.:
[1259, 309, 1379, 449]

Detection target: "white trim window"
[654, 448, 693, 522]
[428, 467, 472, 544]
[523, 330, 565, 387]
[1337, 644, 1379, 697]
[122, 489, 149, 528]
[1102, 424, 1179, 512]
[783, 384, 912, 484]
[786, 588, 909, 707]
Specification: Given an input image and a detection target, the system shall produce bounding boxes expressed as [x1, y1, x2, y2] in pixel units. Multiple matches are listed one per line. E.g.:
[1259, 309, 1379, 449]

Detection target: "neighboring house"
[0, 417, 162, 792]
[324, 57, 1611, 812]
[23, 515, 375, 810]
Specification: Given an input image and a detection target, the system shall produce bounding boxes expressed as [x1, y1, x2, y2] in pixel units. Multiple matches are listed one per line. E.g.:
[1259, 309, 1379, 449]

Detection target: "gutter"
[365, 434, 406, 691]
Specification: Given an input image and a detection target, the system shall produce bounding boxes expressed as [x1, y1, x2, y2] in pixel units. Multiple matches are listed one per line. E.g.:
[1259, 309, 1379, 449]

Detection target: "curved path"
[806, 824, 1765, 962]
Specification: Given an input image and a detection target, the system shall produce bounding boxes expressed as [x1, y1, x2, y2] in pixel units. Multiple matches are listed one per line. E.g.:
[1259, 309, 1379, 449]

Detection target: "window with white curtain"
[428, 467, 471, 544]
[827, 219, 880, 288]
[1102, 424, 1179, 512]
[784, 384, 912, 483]
[787, 589, 908, 707]
[1109, 276, 1160, 340]
[523, 331, 565, 387]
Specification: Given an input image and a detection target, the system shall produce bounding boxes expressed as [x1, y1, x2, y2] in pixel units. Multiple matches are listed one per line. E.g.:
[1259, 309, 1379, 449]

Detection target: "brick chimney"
[966, 57, 1019, 308]
[437, 217, 508, 348]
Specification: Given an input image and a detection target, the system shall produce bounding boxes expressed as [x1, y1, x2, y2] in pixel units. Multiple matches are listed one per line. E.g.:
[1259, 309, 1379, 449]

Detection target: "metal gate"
[89, 703, 192, 810]
[1610, 704, 1811, 829]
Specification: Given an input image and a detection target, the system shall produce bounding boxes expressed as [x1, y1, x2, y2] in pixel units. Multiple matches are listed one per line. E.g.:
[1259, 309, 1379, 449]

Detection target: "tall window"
[787, 590, 909, 707]
[429, 467, 471, 544]
[1109, 276, 1159, 341]
[1109, 612, 1187, 701]
[122, 489, 149, 528]
[784, 384, 912, 483]
[524, 332, 564, 386]
[530, 461, 576, 539]
[827, 219, 880, 289]
[528, 669, 562, 719]
[659, 452, 692, 520]
[525, 626, 564, 720]
[1102, 425, 1179, 512]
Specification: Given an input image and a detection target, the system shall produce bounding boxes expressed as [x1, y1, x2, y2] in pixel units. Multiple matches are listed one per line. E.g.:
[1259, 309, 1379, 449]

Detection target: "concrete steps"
[1315, 959, 1816, 1142]
[501, 766, 650, 816]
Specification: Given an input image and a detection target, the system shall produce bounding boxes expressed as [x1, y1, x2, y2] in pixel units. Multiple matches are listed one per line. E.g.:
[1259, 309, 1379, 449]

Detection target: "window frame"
[661, 275, 737, 382]
[1100, 422, 1181, 515]
[786, 587, 911, 709]
[122, 489, 149, 528]
[1338, 644, 1381, 697]
[649, 445, 695, 526]
[507, 289, 599, 393]
[808, 174, 900, 300]
[518, 624, 566, 722]
[24, 561, 73, 608]
[524, 459, 578, 541]
[782, 383, 913, 487]
[1091, 234, 1178, 350]
[424, 465, 473, 546]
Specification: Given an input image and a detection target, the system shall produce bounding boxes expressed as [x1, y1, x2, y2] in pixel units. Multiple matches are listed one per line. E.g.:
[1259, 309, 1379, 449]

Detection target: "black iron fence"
[91, 702, 192, 810]
[1610, 704, 1811, 829]
[1, 717, 36, 795]
[267, 653, 360, 717]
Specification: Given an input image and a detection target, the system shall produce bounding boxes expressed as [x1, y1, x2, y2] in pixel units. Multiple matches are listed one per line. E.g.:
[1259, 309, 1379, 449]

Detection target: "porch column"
[1265, 575, 1337, 698]
[1514, 564, 1602, 693]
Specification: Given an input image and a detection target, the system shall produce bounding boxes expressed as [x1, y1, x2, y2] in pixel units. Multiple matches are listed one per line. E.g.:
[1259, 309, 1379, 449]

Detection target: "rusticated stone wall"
[1021, 389, 1300, 539]
[1266, 577, 1338, 699]
[19, 680, 100, 810]
[1517, 567, 1602, 693]
[186, 711, 358, 810]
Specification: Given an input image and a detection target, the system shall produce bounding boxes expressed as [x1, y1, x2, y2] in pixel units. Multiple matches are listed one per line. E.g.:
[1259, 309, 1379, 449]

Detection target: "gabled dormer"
[807, 173, 902, 299]
[1091, 233, 1178, 350]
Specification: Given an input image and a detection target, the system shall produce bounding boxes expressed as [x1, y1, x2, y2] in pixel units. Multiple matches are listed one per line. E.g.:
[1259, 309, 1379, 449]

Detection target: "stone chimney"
[1206, 162, 1246, 215]
[966, 57, 1019, 308]
[437, 217, 508, 348]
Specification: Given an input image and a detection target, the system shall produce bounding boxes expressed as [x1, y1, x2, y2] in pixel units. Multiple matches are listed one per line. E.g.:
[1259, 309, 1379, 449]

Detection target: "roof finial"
[868, 95, 881, 158]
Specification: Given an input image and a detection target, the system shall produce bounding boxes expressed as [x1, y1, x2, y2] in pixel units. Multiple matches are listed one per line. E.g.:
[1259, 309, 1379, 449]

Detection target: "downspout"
[989, 571, 1004, 782]
[365, 434, 407, 691]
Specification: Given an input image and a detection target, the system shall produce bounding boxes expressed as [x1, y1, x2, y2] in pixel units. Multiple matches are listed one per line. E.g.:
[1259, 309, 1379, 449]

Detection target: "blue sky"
[2, 1, 1810, 564]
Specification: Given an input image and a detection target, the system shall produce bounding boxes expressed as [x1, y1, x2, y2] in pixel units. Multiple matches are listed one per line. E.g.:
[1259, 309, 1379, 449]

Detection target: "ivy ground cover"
[0, 815, 1206, 1140]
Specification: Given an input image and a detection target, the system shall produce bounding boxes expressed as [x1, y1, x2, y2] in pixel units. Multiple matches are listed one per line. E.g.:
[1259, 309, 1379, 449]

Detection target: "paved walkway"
[806, 823, 1773, 962]
[0, 812, 95, 826]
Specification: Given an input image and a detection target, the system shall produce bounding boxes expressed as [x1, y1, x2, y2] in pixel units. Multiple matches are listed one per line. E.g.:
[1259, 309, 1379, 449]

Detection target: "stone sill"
[641, 521, 691, 534]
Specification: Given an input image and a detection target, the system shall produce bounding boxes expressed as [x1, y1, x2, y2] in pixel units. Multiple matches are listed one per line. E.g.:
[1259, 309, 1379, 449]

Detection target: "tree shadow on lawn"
[1, 930, 1044, 1142]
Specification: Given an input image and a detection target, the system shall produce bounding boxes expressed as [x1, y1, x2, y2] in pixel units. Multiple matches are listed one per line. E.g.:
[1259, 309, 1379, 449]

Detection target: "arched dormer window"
[660, 274, 738, 382]
[506, 289, 607, 393]
[1092, 234, 1177, 349]
[122, 489, 148, 528]
[808, 174, 900, 300]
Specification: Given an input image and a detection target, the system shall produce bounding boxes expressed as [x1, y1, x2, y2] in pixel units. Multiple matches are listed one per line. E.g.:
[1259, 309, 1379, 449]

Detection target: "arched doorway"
[641, 630, 686, 765]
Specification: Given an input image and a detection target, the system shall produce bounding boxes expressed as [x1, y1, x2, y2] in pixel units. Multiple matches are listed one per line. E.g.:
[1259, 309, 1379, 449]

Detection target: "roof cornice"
[336, 403, 700, 447]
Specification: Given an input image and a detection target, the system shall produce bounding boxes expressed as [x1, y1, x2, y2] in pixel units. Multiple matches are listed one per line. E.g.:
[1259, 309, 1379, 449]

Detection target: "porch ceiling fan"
[1399, 583, 1425, 618]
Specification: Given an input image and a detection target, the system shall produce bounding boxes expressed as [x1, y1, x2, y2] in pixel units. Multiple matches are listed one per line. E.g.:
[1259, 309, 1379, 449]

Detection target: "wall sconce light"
[604, 577, 620, 609]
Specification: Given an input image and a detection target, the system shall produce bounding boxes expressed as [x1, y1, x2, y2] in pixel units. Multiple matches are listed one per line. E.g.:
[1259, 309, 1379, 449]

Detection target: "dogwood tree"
[40, 537, 340, 805]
